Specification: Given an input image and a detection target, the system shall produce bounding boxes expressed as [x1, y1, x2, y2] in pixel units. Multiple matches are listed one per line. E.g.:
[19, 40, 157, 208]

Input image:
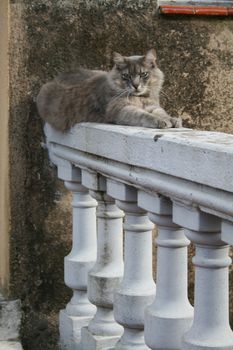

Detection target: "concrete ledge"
[0, 299, 22, 341]
[0, 342, 23, 350]
[45, 123, 233, 223]
[45, 123, 233, 193]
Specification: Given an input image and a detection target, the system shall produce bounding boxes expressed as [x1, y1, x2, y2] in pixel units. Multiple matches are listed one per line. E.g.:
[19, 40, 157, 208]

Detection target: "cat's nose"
[132, 82, 140, 90]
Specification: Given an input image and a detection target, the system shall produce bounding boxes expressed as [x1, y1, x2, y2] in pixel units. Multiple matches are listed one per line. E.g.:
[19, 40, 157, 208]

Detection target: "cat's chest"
[130, 96, 156, 109]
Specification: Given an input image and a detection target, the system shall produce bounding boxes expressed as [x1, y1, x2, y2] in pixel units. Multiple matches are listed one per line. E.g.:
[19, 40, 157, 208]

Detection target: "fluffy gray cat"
[37, 50, 182, 131]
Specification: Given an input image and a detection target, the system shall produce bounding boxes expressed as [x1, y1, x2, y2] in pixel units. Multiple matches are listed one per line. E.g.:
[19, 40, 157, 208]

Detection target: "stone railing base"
[59, 309, 93, 350]
[80, 327, 120, 350]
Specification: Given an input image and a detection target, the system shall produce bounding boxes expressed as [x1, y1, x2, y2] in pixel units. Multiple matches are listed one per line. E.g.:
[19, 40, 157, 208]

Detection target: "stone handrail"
[45, 122, 233, 350]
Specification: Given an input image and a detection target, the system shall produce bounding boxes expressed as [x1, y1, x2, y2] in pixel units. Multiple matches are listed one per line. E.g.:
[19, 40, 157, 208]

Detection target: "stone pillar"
[81, 170, 124, 350]
[58, 165, 97, 350]
[107, 180, 155, 350]
[173, 202, 233, 350]
[0, 0, 10, 300]
[138, 191, 193, 350]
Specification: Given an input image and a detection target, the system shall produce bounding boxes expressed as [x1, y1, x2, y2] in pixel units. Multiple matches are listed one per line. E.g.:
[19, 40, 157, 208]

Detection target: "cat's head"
[111, 49, 162, 97]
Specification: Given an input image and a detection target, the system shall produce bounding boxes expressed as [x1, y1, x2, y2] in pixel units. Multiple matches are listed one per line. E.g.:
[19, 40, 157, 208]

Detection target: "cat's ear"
[113, 52, 125, 69]
[144, 49, 157, 68]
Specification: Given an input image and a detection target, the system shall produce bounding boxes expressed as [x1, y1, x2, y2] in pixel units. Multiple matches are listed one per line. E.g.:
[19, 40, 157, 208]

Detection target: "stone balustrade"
[45, 123, 233, 350]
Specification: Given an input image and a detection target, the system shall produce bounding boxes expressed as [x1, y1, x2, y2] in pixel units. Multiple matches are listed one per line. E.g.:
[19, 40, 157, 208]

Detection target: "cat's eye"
[121, 73, 130, 80]
[140, 72, 149, 79]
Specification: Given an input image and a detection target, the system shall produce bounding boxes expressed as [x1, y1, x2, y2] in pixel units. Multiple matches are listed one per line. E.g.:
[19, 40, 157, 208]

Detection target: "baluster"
[107, 180, 155, 349]
[137, 191, 193, 350]
[173, 202, 233, 350]
[80, 170, 124, 350]
[222, 220, 233, 245]
[57, 165, 97, 350]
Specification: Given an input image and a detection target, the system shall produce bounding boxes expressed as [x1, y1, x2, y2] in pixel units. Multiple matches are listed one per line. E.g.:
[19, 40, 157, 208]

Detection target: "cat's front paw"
[170, 117, 183, 128]
[156, 118, 173, 129]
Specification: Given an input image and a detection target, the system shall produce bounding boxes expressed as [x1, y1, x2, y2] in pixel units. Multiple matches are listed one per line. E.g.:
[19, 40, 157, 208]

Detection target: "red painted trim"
[160, 5, 233, 15]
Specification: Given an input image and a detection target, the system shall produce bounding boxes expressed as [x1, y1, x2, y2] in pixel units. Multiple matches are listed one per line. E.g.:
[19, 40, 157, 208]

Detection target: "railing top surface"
[45, 123, 233, 193]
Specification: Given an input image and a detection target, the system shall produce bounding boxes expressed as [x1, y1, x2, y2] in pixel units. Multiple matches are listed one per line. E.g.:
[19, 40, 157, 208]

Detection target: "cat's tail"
[36, 81, 71, 132]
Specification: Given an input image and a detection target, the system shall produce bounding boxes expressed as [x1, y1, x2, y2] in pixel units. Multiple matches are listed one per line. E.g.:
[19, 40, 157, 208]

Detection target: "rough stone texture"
[0, 341, 23, 350]
[0, 299, 21, 341]
[8, 0, 233, 349]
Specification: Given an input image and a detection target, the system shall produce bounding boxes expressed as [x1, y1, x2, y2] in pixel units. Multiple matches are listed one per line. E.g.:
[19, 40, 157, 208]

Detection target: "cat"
[36, 49, 182, 131]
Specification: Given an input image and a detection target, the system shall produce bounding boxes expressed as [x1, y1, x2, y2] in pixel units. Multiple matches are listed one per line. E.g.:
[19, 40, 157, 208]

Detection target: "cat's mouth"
[132, 88, 149, 97]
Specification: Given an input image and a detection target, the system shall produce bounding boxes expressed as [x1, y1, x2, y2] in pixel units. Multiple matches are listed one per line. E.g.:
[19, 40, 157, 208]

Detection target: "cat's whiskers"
[111, 89, 129, 102]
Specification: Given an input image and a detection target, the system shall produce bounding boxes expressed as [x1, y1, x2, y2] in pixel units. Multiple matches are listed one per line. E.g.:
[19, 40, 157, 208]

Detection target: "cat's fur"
[36, 50, 182, 131]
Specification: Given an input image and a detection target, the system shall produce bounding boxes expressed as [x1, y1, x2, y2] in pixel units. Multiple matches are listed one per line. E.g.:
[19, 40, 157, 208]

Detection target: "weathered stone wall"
[8, 1, 233, 349]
